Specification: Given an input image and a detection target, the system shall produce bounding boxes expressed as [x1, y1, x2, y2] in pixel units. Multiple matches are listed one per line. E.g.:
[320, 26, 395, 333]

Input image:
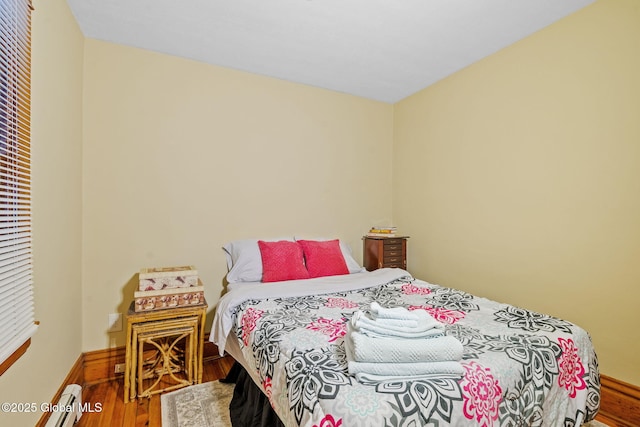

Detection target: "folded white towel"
[348, 360, 465, 377]
[347, 327, 464, 364]
[353, 311, 419, 328]
[353, 322, 445, 340]
[369, 301, 418, 321]
[351, 309, 444, 339]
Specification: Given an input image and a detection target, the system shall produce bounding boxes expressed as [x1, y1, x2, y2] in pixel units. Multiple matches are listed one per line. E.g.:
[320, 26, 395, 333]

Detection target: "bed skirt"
[224, 361, 286, 427]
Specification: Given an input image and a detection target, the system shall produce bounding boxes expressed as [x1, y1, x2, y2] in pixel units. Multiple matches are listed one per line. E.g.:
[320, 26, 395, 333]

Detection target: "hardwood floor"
[76, 355, 235, 427]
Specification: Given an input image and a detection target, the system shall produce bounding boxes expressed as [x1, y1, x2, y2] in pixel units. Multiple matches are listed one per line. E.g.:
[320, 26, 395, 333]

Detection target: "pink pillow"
[258, 240, 310, 282]
[297, 239, 349, 278]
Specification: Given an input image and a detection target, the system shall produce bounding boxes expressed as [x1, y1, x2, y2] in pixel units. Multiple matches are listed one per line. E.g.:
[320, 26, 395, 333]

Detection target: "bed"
[211, 239, 600, 427]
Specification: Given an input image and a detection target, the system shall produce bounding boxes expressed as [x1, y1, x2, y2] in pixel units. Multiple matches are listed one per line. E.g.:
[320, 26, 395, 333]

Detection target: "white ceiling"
[66, 0, 594, 103]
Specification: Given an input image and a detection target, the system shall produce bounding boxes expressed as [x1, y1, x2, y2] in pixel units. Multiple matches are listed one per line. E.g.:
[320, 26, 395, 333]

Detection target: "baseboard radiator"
[44, 384, 83, 427]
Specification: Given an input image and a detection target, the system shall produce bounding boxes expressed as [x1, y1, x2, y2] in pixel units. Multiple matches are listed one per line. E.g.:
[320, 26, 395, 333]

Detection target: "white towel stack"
[345, 302, 464, 384]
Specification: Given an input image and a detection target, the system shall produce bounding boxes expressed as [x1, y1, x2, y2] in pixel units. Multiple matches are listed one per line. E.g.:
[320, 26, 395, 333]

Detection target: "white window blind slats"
[0, 314, 35, 351]
[0, 182, 30, 194]
[0, 321, 35, 352]
[0, 282, 32, 325]
[1, 299, 34, 328]
[0, 222, 29, 231]
[0, 261, 30, 285]
[0, 178, 31, 188]
[0, 0, 35, 372]
[0, 132, 31, 150]
[0, 172, 31, 186]
[0, 322, 36, 353]
[0, 321, 34, 344]
[0, 273, 31, 299]
[0, 230, 29, 241]
[0, 181, 30, 193]
[0, 256, 30, 274]
[0, 197, 31, 206]
[0, 249, 30, 267]
[0, 222, 30, 229]
[0, 177, 31, 189]
[0, 324, 36, 367]
[0, 277, 32, 311]
[0, 206, 30, 212]
[0, 229, 29, 240]
[0, 150, 31, 166]
[0, 291, 33, 340]
[0, 204, 30, 211]
[0, 206, 30, 215]
[2, 151, 30, 166]
[0, 225, 29, 235]
[0, 220, 30, 228]
[0, 169, 30, 181]
[0, 271, 29, 289]
[0, 199, 31, 209]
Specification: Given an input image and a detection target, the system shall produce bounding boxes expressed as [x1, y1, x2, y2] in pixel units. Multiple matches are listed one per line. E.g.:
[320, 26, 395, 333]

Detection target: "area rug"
[161, 380, 234, 427]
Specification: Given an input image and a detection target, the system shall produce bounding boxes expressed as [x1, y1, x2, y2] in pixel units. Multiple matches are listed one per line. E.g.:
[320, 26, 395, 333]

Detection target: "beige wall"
[81, 39, 393, 351]
[0, 0, 84, 425]
[393, 0, 640, 386]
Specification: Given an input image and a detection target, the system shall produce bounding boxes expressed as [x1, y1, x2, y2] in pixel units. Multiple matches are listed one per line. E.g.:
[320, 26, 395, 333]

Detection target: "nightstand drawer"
[383, 262, 403, 268]
[383, 247, 403, 256]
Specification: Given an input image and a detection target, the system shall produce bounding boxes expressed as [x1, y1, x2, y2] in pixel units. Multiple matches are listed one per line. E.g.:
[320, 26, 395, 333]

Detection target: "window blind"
[0, 0, 36, 371]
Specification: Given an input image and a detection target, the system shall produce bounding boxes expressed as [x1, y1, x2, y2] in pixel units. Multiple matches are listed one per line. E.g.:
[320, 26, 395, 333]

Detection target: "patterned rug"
[161, 380, 233, 427]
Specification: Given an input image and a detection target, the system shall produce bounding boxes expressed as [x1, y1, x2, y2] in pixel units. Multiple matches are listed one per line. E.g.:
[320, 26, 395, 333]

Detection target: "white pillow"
[293, 237, 366, 274]
[223, 238, 294, 283]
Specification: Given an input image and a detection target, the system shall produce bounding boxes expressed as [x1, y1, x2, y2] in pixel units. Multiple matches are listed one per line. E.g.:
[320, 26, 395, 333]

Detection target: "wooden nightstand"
[363, 236, 409, 271]
[123, 299, 207, 402]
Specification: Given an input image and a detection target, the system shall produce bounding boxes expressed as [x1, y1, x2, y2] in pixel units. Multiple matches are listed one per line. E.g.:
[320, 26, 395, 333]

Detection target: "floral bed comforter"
[212, 268, 600, 427]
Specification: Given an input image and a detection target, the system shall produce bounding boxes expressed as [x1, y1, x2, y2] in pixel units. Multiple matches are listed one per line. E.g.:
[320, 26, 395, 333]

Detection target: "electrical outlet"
[114, 363, 125, 374]
[108, 313, 123, 332]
